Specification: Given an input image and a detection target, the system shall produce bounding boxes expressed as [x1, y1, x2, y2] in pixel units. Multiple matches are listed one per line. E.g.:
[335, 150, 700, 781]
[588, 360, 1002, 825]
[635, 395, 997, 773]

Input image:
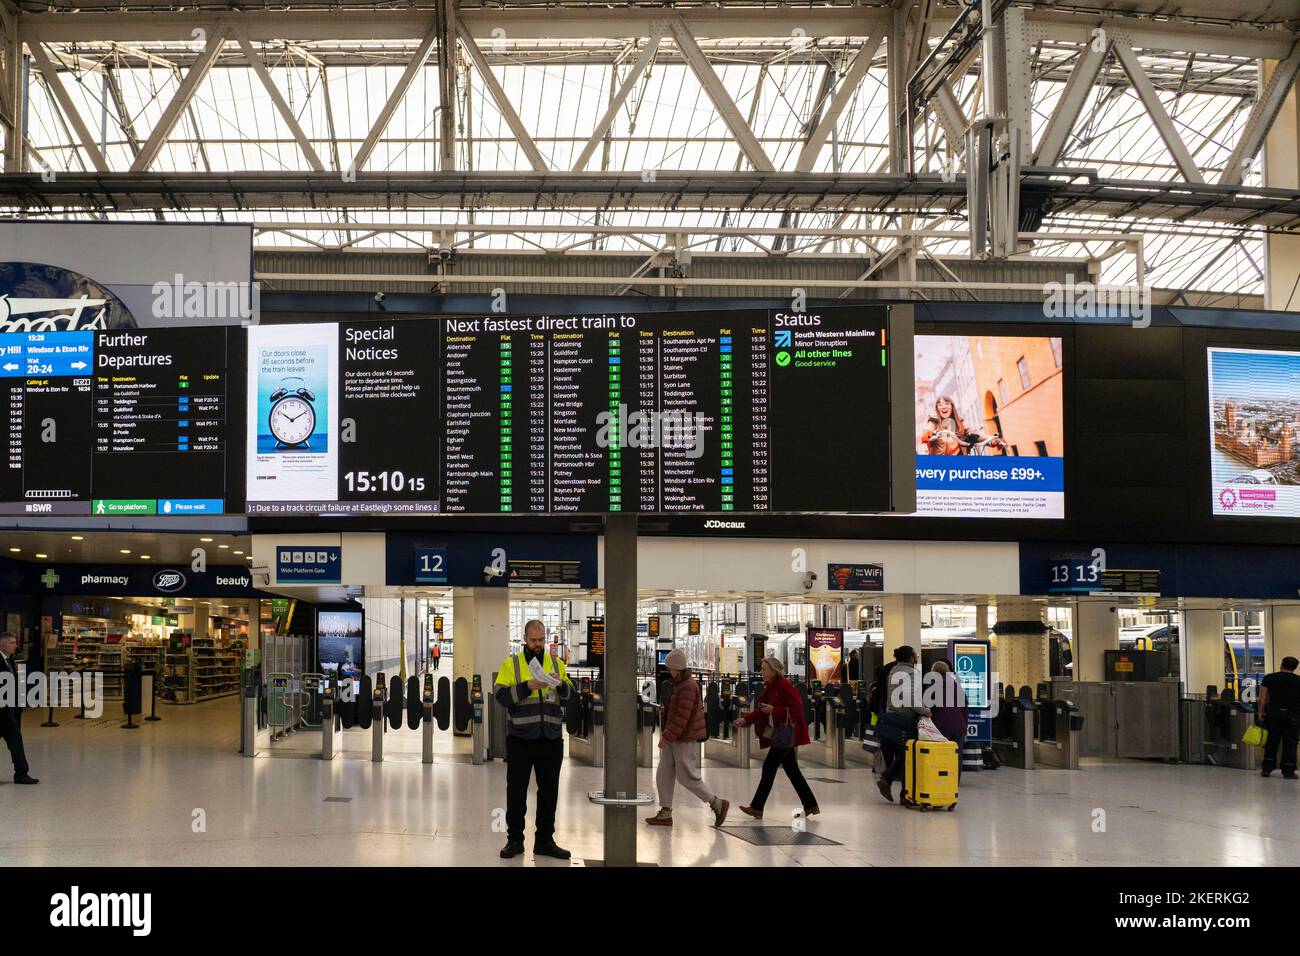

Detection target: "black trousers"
[432, 657, 440, 670]
[750, 745, 817, 811]
[880, 738, 905, 783]
[1, 711, 29, 778]
[505, 734, 563, 844]
[1262, 710, 1299, 775]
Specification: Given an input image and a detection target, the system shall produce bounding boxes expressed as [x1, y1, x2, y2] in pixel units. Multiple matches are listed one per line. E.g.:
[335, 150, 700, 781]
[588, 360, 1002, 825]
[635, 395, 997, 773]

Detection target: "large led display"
[913, 334, 1065, 518]
[1209, 347, 1300, 517]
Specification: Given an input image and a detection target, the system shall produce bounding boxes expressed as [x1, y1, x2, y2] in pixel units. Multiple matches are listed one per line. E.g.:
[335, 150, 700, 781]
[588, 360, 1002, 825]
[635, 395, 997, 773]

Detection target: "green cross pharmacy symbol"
[41, 569, 59, 589]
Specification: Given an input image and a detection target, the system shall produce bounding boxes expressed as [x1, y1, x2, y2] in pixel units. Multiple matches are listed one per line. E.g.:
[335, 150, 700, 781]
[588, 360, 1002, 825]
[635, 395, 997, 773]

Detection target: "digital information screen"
[913, 333, 1064, 519]
[1209, 347, 1300, 517]
[440, 308, 893, 514]
[1, 328, 238, 515]
[249, 307, 896, 516]
[246, 321, 440, 514]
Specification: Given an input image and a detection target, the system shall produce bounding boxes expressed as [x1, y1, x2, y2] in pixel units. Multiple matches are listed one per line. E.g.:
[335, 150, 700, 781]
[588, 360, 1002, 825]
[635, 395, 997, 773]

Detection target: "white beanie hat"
[664, 649, 687, 670]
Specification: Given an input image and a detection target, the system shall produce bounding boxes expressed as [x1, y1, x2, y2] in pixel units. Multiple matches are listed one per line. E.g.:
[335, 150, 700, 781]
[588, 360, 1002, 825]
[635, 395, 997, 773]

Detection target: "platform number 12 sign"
[415, 548, 449, 583]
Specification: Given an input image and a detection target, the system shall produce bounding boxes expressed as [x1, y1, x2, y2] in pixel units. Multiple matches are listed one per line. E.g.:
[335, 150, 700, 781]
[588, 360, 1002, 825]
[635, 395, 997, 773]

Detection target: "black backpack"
[868, 662, 896, 717]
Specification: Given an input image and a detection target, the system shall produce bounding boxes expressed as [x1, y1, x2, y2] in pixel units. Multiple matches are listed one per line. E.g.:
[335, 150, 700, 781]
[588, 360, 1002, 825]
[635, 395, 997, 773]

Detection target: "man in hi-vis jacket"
[494, 619, 573, 860]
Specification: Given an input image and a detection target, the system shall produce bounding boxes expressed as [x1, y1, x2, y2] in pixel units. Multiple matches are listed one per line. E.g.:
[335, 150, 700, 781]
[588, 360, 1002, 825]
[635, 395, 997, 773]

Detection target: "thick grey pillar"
[603, 512, 638, 866]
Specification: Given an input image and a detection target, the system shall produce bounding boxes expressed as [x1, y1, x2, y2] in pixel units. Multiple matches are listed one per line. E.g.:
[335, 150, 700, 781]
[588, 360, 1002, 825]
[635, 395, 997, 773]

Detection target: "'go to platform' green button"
[93, 499, 157, 516]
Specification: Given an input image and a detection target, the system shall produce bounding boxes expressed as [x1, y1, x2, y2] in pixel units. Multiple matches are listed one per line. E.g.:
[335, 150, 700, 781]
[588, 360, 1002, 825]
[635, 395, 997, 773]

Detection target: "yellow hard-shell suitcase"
[903, 739, 959, 811]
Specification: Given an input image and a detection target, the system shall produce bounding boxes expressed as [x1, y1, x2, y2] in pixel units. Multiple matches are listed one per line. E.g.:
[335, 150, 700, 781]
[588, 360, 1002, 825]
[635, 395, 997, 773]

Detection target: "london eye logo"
[1219, 487, 1237, 511]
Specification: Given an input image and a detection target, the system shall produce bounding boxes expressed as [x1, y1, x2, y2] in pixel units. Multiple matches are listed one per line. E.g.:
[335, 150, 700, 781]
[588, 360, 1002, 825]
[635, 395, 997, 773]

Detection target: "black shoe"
[1285, 773, 1298, 780]
[13, 775, 38, 785]
[534, 842, 571, 860]
[1262, 769, 1273, 777]
[499, 841, 525, 859]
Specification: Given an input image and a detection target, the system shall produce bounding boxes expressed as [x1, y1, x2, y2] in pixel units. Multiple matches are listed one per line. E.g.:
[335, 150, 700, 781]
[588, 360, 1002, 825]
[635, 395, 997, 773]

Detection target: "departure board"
[439, 307, 893, 514]
[1, 327, 239, 515]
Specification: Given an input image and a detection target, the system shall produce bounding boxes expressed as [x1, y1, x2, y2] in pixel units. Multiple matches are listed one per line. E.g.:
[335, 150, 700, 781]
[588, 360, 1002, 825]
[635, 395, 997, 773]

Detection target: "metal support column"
[603, 512, 638, 866]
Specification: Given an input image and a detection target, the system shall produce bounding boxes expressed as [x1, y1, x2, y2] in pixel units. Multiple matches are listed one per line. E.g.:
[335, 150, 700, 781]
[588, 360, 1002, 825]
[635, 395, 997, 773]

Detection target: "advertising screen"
[317, 609, 364, 678]
[0, 327, 240, 515]
[806, 627, 844, 685]
[913, 334, 1064, 518]
[1208, 347, 1300, 517]
[246, 321, 440, 515]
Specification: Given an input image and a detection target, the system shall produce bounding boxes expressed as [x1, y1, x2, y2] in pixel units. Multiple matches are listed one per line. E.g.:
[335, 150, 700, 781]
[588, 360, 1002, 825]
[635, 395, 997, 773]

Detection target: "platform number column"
[608, 332, 623, 511]
[499, 335, 513, 512]
[720, 330, 734, 511]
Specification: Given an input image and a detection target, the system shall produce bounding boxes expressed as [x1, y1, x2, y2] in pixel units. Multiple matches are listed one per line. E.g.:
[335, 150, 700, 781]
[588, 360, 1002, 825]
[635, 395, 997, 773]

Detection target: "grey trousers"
[656, 739, 717, 810]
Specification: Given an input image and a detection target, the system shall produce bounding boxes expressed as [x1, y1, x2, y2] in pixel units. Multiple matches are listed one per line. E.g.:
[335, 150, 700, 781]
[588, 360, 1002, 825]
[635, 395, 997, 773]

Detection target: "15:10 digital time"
[343, 471, 426, 493]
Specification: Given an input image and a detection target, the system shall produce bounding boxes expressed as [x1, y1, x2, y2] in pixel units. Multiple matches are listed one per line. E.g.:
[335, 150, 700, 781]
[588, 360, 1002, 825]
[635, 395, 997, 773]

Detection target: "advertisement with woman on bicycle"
[914, 335, 1065, 518]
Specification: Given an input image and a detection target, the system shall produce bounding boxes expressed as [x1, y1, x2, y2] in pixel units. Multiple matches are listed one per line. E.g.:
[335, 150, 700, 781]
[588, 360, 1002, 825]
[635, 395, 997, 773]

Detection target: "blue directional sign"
[276, 546, 342, 583]
[0, 331, 94, 377]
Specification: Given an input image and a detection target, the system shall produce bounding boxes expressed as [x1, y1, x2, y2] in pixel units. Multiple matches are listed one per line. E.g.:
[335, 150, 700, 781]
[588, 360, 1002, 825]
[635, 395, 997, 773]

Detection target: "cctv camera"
[483, 565, 505, 582]
[373, 291, 385, 303]
[802, 571, 817, 590]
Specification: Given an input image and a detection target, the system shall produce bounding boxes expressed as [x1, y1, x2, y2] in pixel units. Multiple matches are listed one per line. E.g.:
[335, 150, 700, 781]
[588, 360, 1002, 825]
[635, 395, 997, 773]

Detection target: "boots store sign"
[32, 564, 260, 597]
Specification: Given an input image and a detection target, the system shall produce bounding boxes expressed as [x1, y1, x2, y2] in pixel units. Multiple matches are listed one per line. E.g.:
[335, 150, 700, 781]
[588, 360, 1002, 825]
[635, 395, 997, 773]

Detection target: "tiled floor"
[2, 696, 1294, 867]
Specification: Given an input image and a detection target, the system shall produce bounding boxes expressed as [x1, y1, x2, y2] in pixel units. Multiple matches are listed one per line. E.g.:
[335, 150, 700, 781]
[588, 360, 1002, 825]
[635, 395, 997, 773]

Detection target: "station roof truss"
[0, 0, 1297, 299]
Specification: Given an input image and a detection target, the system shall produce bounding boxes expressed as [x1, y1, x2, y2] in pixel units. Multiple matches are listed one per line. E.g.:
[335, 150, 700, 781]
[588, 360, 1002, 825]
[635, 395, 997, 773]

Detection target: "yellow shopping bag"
[1242, 724, 1268, 748]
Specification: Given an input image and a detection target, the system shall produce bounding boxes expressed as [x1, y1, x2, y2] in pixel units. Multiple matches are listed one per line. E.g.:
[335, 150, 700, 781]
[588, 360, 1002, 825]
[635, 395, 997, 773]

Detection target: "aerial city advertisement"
[913, 334, 1065, 519]
[1209, 347, 1300, 517]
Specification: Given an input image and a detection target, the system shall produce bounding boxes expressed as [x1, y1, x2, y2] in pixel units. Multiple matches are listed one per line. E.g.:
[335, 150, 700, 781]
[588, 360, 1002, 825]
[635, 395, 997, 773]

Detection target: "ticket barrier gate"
[321, 676, 341, 761]
[845, 681, 877, 768]
[636, 698, 657, 768]
[1032, 693, 1084, 770]
[267, 673, 299, 741]
[805, 686, 847, 769]
[421, 673, 436, 764]
[1202, 693, 1259, 771]
[568, 678, 604, 766]
[313, 670, 465, 763]
[470, 676, 486, 765]
[704, 678, 755, 769]
[991, 686, 1036, 770]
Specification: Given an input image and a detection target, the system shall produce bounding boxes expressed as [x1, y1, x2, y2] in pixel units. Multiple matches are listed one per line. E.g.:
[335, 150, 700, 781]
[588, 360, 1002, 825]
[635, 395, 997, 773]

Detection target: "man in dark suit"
[0, 632, 38, 784]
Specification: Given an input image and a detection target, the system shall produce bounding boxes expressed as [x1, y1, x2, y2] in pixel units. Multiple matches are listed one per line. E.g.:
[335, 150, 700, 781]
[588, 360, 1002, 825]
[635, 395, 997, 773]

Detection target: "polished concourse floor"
[1, 696, 1295, 867]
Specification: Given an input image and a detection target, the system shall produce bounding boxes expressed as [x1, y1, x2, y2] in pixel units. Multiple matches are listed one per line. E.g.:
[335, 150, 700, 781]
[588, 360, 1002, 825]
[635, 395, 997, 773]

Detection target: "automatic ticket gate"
[1201, 693, 1260, 771]
[704, 678, 756, 769]
[1032, 688, 1085, 769]
[992, 686, 1036, 769]
[567, 678, 604, 766]
[636, 698, 657, 768]
[804, 682, 847, 769]
[310, 670, 472, 763]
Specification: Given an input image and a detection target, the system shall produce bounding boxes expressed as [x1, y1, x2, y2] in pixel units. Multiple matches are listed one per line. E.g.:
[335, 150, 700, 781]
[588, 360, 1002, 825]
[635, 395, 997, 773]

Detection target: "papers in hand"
[527, 656, 562, 687]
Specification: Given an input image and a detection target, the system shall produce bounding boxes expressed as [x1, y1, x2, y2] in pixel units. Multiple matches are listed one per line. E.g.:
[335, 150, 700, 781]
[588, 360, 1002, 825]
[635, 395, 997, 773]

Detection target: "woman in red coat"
[733, 656, 819, 819]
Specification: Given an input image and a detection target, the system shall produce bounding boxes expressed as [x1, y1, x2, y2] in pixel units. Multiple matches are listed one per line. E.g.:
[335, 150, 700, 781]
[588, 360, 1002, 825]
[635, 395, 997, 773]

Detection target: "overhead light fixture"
[200, 537, 214, 543]
[120, 549, 131, 554]
[35, 553, 47, 559]
[140, 555, 151, 560]
[233, 550, 244, 555]
[71, 535, 84, 541]
[7, 548, 18, 553]
[219, 544, 229, 549]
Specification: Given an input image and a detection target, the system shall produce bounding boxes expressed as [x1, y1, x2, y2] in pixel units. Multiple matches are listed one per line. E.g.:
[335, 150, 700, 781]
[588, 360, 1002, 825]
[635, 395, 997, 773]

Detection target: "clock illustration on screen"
[268, 376, 317, 449]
